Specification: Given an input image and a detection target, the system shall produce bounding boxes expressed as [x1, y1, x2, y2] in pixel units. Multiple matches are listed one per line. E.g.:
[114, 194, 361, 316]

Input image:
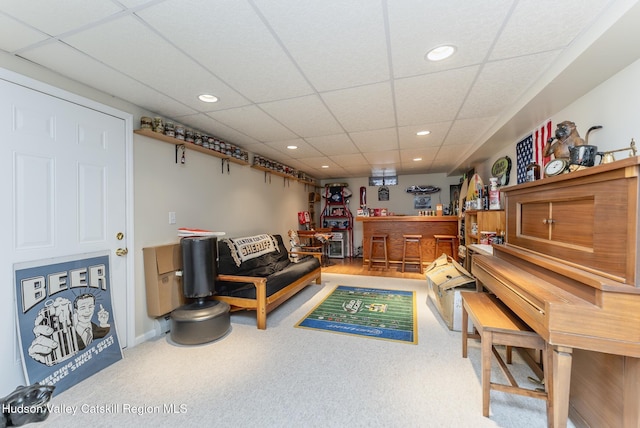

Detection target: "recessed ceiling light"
[198, 94, 218, 103]
[413, 157, 422, 162]
[286, 145, 298, 150]
[426, 45, 456, 61]
[416, 130, 431, 136]
[321, 165, 329, 169]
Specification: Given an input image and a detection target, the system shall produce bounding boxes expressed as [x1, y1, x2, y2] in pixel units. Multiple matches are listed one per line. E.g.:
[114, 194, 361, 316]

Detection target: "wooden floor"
[321, 257, 425, 280]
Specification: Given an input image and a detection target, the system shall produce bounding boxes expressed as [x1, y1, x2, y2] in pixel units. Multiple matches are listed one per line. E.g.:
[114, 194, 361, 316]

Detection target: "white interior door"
[0, 76, 130, 393]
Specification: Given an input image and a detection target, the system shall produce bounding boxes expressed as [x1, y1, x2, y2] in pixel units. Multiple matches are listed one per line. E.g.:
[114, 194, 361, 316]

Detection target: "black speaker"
[180, 236, 218, 299]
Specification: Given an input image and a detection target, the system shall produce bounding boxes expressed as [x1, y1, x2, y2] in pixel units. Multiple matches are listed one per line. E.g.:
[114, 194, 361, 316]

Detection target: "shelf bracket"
[264, 170, 271, 183]
[221, 158, 230, 174]
[175, 144, 186, 164]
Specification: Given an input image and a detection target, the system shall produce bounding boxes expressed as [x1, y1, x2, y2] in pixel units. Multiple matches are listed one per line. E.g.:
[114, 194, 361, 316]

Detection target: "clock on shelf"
[544, 158, 569, 177]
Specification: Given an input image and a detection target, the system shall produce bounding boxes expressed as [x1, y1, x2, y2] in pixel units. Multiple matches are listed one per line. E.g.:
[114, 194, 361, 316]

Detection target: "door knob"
[116, 248, 129, 256]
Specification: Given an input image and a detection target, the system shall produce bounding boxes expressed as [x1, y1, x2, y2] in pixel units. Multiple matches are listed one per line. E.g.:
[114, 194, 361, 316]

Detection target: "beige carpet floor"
[45, 273, 573, 427]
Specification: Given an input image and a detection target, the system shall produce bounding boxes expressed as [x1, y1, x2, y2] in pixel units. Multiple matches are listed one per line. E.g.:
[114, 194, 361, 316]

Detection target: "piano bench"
[460, 291, 551, 420]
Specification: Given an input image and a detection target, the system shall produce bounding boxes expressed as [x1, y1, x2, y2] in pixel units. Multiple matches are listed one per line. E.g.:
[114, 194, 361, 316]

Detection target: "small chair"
[434, 234, 458, 261]
[368, 234, 389, 269]
[401, 234, 423, 273]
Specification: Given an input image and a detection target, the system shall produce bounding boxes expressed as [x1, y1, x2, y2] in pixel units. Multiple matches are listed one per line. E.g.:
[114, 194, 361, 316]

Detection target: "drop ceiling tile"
[399, 147, 440, 163]
[259, 95, 343, 137]
[0, 0, 123, 36]
[363, 150, 400, 166]
[459, 51, 560, 119]
[341, 164, 373, 176]
[0, 15, 47, 52]
[397, 122, 451, 149]
[321, 82, 395, 132]
[329, 153, 369, 166]
[264, 139, 324, 159]
[490, 0, 612, 60]
[305, 134, 359, 156]
[387, 0, 512, 78]
[254, 0, 389, 91]
[136, 0, 313, 103]
[18, 41, 196, 117]
[350, 128, 398, 152]
[444, 117, 497, 147]
[395, 66, 479, 126]
[61, 15, 250, 112]
[208, 105, 297, 142]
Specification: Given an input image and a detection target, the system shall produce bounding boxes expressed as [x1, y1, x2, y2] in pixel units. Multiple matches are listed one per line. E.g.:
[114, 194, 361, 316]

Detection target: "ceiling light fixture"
[286, 145, 298, 150]
[321, 165, 329, 169]
[198, 94, 218, 103]
[426, 45, 456, 61]
[416, 130, 431, 136]
[413, 157, 422, 162]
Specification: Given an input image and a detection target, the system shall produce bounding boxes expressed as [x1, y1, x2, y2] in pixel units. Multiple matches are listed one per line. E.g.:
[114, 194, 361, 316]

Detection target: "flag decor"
[516, 120, 552, 184]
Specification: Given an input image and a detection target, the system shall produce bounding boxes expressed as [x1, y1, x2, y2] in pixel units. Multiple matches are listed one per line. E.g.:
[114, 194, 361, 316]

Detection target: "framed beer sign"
[14, 252, 122, 396]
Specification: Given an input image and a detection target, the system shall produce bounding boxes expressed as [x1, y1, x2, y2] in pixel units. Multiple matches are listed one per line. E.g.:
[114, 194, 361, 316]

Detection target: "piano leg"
[551, 346, 573, 428]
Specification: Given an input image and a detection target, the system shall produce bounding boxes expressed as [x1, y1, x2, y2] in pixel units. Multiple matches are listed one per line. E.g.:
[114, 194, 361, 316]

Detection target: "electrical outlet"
[169, 211, 176, 224]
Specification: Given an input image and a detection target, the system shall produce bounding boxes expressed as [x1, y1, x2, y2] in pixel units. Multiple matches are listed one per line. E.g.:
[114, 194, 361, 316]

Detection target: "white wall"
[476, 57, 640, 186]
[133, 135, 310, 339]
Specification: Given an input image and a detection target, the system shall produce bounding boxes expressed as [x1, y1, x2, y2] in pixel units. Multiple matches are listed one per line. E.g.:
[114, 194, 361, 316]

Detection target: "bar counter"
[357, 215, 458, 268]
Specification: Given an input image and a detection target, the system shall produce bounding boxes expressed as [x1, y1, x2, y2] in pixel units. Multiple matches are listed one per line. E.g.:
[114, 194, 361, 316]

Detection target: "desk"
[357, 216, 458, 268]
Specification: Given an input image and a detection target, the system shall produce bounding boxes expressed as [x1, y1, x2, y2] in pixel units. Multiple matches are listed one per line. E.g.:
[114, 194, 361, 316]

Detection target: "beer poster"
[14, 252, 123, 396]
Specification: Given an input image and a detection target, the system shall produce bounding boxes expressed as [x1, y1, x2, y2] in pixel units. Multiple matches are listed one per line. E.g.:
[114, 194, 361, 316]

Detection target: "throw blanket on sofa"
[222, 234, 280, 267]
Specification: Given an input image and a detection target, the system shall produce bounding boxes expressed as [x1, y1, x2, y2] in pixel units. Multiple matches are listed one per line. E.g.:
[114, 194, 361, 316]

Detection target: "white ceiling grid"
[0, 0, 628, 179]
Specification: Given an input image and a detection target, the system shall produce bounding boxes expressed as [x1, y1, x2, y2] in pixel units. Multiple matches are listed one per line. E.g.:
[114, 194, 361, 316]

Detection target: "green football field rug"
[295, 285, 417, 344]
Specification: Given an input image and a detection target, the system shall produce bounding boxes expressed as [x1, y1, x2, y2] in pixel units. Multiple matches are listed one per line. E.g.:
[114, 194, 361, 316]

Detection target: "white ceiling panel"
[259, 95, 343, 137]
[395, 66, 479, 126]
[387, 0, 513, 78]
[1, 0, 634, 180]
[264, 139, 324, 159]
[321, 82, 396, 132]
[0, 14, 47, 52]
[254, 0, 390, 91]
[207, 105, 297, 142]
[18, 41, 197, 118]
[397, 122, 451, 149]
[305, 134, 359, 156]
[490, 0, 614, 60]
[0, 0, 122, 36]
[136, 0, 314, 103]
[459, 51, 561, 119]
[350, 128, 398, 152]
[61, 16, 250, 111]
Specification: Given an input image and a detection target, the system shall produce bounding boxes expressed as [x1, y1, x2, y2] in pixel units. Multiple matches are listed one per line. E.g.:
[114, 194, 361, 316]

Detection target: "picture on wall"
[414, 195, 431, 209]
[14, 252, 123, 396]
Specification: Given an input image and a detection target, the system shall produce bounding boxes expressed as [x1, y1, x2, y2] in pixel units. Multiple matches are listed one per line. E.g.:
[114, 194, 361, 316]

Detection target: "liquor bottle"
[525, 156, 541, 181]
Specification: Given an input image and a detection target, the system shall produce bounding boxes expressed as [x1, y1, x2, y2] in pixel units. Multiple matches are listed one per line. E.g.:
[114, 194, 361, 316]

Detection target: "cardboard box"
[143, 243, 185, 317]
[425, 254, 475, 332]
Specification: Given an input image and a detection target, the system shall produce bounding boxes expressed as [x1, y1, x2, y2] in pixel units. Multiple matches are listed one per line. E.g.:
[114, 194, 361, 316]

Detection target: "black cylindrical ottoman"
[170, 300, 230, 345]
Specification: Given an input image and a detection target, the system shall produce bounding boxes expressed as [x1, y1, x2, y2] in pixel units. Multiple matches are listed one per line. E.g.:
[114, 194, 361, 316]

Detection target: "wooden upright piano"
[472, 157, 640, 428]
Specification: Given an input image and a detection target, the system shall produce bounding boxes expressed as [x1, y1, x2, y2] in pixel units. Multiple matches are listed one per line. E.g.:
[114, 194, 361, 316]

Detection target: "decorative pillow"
[221, 234, 280, 267]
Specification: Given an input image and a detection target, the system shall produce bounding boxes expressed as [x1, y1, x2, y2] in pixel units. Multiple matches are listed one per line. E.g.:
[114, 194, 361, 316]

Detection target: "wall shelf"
[250, 164, 318, 186]
[134, 129, 249, 165]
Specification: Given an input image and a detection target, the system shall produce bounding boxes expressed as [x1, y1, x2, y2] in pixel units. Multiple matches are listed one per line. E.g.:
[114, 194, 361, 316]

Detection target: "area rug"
[295, 285, 417, 344]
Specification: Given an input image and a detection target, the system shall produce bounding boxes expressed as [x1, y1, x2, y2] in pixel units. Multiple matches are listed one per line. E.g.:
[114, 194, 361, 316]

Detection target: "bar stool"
[434, 234, 458, 261]
[368, 234, 389, 269]
[401, 234, 423, 273]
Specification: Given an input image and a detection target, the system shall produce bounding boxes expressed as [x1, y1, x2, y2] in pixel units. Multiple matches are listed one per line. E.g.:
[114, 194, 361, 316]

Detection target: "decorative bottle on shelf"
[525, 155, 541, 182]
[489, 177, 501, 210]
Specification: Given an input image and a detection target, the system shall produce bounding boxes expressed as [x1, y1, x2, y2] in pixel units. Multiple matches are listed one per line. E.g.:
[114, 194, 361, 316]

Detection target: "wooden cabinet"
[504, 162, 637, 285]
[464, 210, 505, 245]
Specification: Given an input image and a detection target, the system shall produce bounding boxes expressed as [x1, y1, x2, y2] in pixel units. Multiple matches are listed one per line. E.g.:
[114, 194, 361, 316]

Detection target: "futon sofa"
[213, 234, 322, 329]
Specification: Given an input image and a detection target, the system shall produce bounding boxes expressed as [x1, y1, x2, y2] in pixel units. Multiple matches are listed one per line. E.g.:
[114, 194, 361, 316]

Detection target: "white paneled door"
[0, 76, 130, 393]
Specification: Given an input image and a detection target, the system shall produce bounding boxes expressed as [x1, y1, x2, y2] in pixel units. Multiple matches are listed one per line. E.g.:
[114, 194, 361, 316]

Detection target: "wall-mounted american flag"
[516, 120, 553, 184]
